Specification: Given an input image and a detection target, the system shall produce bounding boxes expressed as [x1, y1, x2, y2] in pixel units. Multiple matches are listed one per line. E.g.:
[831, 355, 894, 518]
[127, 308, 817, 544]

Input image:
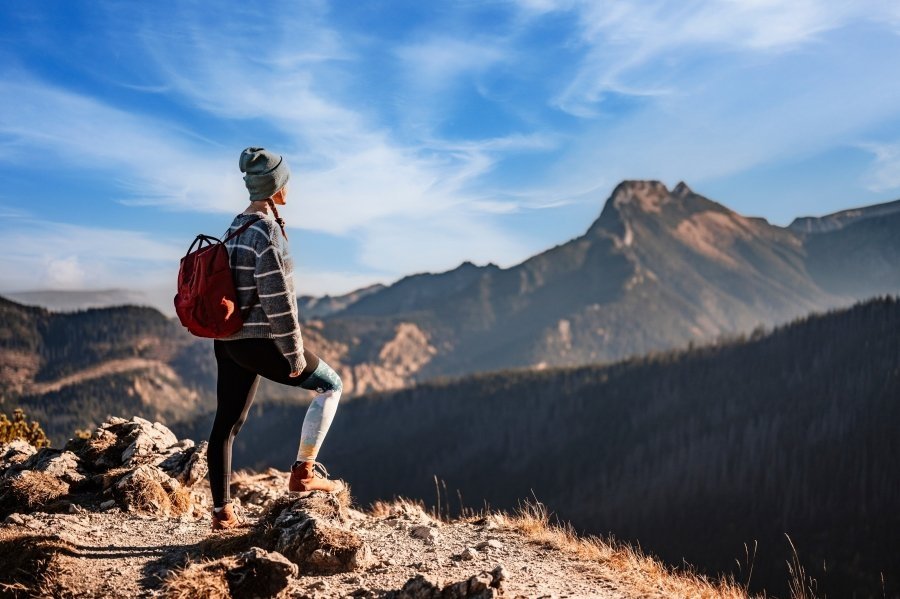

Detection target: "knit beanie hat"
[239, 147, 291, 201]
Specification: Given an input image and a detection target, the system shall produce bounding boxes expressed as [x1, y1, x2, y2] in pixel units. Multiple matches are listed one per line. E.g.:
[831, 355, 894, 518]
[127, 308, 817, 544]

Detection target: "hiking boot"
[288, 460, 345, 495]
[211, 503, 246, 530]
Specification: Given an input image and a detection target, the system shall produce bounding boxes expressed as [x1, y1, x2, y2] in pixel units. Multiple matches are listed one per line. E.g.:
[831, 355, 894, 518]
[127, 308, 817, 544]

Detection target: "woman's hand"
[289, 370, 301, 378]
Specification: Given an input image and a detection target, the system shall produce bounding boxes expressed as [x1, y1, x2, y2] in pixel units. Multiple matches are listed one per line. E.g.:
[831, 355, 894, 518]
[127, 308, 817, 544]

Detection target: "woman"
[208, 147, 345, 530]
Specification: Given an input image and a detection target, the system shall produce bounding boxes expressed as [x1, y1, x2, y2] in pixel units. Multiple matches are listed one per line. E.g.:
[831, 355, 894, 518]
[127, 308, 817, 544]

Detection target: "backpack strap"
[183, 216, 264, 258]
[224, 216, 265, 321]
[222, 215, 264, 244]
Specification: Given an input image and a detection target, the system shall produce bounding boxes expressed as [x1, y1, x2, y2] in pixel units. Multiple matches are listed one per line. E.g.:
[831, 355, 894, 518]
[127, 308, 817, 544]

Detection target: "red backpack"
[174, 217, 261, 338]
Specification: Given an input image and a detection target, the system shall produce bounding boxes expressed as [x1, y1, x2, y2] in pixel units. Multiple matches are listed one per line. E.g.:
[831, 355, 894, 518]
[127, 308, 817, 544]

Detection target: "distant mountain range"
[3, 288, 158, 313]
[297, 283, 386, 319]
[2, 283, 388, 320]
[3, 180, 899, 443]
[203, 295, 900, 599]
[313, 180, 900, 380]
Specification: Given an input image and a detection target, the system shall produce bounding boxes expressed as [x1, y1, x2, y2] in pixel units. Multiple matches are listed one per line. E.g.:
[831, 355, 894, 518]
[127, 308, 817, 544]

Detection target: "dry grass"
[169, 487, 193, 516]
[0, 529, 78, 597]
[115, 469, 194, 516]
[785, 535, 817, 599]
[376, 496, 756, 599]
[256, 486, 352, 529]
[78, 429, 119, 465]
[497, 500, 752, 599]
[118, 474, 173, 514]
[0, 471, 69, 517]
[198, 527, 261, 558]
[96, 466, 133, 490]
[335, 482, 352, 513]
[369, 496, 437, 522]
[160, 558, 235, 599]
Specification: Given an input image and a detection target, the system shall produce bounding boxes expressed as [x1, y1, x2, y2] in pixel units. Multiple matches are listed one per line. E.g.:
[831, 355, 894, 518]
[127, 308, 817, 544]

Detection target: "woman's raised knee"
[305, 359, 343, 394]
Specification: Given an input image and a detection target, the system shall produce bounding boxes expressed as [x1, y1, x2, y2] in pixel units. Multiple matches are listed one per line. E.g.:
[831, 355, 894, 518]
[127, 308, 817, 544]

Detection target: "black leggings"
[209, 337, 322, 507]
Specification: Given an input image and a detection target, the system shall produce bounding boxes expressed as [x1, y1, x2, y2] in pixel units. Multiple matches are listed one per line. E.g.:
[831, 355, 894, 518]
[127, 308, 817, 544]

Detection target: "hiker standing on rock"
[208, 147, 345, 530]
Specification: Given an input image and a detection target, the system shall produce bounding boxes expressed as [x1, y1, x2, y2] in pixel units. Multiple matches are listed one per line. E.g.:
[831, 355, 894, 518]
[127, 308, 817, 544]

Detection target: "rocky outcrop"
[0, 416, 208, 519]
[230, 468, 287, 511]
[260, 493, 374, 575]
[201, 491, 375, 577]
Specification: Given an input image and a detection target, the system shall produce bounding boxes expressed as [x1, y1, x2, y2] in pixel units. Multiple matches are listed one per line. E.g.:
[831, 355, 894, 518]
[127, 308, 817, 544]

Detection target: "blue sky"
[2, 1, 900, 314]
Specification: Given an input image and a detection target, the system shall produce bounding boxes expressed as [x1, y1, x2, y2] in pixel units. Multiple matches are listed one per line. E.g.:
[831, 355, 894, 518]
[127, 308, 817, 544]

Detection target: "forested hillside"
[0, 296, 211, 441]
[197, 296, 900, 598]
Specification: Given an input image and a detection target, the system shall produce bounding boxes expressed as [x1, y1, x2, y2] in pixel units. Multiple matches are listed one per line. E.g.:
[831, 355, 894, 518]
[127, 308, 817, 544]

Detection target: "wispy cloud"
[0, 77, 240, 214]
[512, 0, 897, 117]
[0, 210, 181, 292]
[497, 0, 900, 218]
[0, 4, 549, 282]
[127, 4, 545, 268]
[395, 36, 508, 93]
[858, 142, 900, 193]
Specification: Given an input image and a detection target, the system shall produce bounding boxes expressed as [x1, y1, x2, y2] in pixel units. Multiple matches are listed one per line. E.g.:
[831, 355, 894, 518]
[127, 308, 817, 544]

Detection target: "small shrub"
[0, 409, 50, 448]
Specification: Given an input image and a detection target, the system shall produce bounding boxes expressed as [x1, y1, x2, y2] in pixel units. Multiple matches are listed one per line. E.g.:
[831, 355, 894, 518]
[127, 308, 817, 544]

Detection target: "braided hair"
[265, 198, 289, 241]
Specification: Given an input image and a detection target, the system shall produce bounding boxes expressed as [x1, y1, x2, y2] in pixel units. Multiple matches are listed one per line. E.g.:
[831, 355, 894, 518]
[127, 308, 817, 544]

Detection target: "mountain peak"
[672, 181, 693, 197]
[609, 180, 670, 214]
[590, 180, 671, 236]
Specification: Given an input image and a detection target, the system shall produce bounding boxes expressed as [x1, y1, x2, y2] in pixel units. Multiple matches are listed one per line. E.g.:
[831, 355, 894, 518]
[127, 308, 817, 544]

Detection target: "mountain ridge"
[788, 196, 900, 234]
[323, 179, 878, 379]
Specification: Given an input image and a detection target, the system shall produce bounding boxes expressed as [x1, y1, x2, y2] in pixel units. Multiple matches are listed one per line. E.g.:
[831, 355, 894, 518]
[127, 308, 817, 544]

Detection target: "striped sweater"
[216, 211, 306, 373]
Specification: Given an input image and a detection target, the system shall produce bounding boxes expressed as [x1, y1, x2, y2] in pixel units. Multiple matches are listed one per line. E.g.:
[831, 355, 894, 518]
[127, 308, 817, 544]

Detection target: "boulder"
[164, 546, 297, 599]
[158, 441, 208, 487]
[227, 547, 297, 599]
[0, 417, 206, 519]
[394, 573, 498, 599]
[410, 524, 440, 545]
[396, 574, 442, 598]
[18, 449, 86, 486]
[440, 573, 496, 599]
[0, 439, 38, 471]
[475, 539, 503, 551]
[261, 492, 373, 575]
[231, 468, 287, 510]
[119, 418, 179, 466]
[72, 417, 180, 472]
